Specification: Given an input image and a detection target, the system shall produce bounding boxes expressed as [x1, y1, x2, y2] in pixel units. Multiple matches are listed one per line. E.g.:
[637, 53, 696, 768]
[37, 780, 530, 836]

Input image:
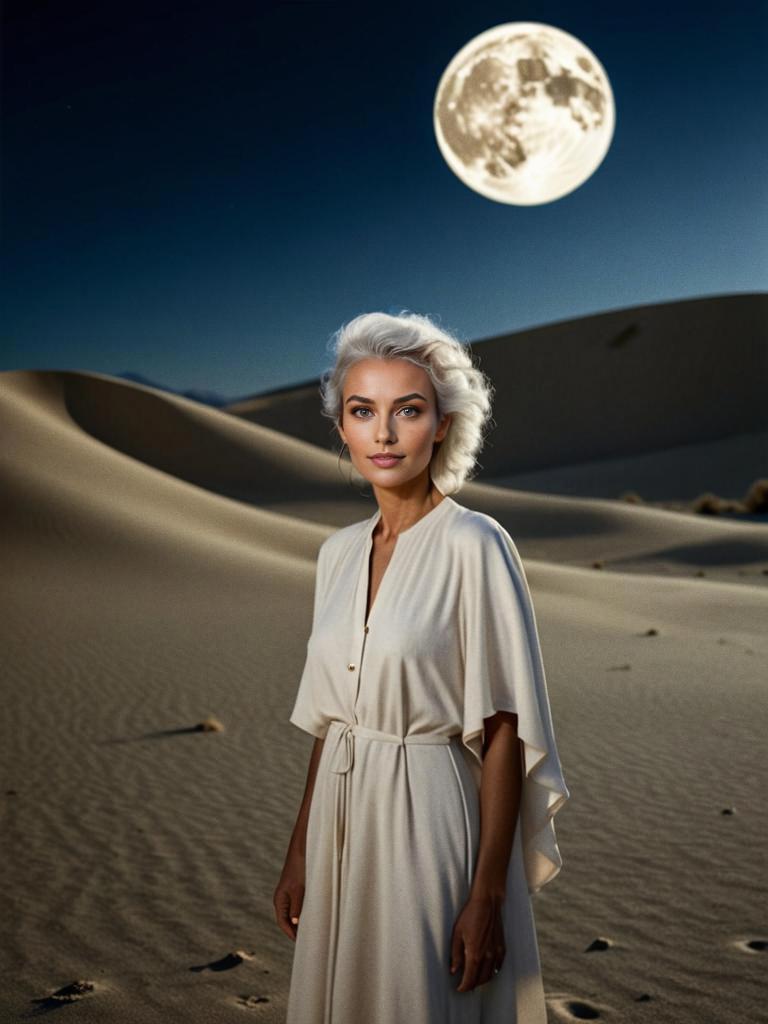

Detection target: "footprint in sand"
[32, 979, 98, 1007]
[734, 937, 767, 953]
[548, 995, 604, 1020]
[584, 936, 614, 952]
[235, 993, 271, 1009]
[190, 949, 256, 972]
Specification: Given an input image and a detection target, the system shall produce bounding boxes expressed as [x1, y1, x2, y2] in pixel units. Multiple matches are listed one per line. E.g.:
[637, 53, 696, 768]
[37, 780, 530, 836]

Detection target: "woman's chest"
[365, 538, 396, 624]
[311, 537, 463, 668]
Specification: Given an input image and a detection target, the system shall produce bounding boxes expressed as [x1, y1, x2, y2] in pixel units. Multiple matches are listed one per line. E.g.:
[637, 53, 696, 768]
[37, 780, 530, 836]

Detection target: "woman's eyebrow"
[344, 392, 427, 405]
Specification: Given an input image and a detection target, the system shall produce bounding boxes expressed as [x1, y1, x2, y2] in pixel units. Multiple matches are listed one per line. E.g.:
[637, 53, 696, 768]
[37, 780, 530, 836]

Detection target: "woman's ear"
[336, 420, 347, 447]
[435, 412, 452, 443]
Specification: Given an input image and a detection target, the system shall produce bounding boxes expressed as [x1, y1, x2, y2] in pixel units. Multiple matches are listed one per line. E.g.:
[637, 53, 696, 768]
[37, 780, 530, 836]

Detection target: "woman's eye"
[351, 406, 419, 418]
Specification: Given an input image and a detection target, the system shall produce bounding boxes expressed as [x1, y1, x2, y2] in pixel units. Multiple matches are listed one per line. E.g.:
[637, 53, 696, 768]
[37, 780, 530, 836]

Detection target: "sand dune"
[1, 318, 767, 1023]
[489, 427, 768, 505]
[226, 292, 768, 478]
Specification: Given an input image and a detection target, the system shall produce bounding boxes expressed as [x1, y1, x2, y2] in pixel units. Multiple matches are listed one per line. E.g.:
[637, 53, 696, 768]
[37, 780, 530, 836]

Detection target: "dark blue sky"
[2, 0, 767, 398]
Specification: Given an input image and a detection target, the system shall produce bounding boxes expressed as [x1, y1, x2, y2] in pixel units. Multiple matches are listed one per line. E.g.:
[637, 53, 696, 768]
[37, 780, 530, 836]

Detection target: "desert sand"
[1, 294, 766, 1022]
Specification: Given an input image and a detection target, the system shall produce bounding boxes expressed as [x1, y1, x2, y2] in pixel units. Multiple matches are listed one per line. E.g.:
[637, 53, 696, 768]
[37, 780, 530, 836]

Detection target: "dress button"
[364, 625, 369, 633]
[347, 663, 356, 671]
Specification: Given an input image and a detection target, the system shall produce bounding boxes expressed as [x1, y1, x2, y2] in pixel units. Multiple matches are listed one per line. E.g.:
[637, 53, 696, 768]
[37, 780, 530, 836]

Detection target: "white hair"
[319, 310, 495, 495]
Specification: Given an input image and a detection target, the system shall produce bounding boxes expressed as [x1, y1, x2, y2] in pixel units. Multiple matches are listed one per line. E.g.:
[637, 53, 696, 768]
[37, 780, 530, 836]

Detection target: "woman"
[274, 311, 569, 1023]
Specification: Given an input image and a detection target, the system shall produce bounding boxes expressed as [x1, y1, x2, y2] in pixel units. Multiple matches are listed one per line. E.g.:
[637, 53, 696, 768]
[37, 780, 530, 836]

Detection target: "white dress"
[286, 495, 569, 1023]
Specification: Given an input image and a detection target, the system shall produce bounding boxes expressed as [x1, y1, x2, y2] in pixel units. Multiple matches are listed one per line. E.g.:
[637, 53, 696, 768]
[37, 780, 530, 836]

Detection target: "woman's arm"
[274, 736, 325, 940]
[450, 710, 523, 992]
[471, 710, 523, 899]
[286, 736, 325, 861]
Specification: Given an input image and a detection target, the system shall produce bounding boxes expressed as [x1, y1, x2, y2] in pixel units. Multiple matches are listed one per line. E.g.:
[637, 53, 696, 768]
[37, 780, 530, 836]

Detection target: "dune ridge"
[226, 292, 768, 477]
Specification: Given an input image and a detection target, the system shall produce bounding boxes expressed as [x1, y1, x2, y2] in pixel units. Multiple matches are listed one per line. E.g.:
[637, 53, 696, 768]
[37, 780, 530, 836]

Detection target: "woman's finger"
[474, 950, 496, 989]
[274, 887, 302, 941]
[449, 925, 464, 977]
[457, 948, 482, 992]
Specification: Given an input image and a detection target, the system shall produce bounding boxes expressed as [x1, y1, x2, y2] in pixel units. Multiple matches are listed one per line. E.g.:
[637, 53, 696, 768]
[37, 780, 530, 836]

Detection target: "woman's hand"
[273, 850, 306, 942]
[449, 892, 506, 992]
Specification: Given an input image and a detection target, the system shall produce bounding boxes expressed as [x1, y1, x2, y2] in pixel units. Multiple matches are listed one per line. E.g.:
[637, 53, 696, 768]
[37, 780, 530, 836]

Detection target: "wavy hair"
[319, 310, 495, 496]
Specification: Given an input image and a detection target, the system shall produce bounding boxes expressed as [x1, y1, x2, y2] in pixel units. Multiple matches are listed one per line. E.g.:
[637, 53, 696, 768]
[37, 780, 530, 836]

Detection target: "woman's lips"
[370, 455, 404, 467]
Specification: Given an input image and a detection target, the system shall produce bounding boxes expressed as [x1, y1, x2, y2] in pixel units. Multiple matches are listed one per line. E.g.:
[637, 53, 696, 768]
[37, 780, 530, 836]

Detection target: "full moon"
[433, 22, 615, 205]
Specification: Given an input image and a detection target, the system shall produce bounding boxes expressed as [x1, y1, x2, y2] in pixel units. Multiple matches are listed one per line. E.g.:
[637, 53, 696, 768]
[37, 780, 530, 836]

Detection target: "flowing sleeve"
[288, 538, 332, 739]
[459, 519, 570, 894]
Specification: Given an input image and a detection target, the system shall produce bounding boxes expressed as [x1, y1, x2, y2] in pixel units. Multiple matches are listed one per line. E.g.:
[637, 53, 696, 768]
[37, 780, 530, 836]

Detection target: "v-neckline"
[359, 495, 455, 631]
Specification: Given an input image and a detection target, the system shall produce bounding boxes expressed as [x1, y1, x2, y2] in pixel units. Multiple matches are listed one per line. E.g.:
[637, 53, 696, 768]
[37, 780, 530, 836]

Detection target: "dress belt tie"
[325, 720, 455, 863]
[327, 719, 453, 775]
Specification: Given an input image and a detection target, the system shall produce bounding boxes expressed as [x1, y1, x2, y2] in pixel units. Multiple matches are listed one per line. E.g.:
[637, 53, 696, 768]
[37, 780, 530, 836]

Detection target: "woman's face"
[337, 358, 451, 493]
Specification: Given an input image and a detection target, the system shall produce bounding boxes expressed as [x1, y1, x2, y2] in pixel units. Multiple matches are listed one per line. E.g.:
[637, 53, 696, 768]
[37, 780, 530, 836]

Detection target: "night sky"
[2, 0, 767, 399]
